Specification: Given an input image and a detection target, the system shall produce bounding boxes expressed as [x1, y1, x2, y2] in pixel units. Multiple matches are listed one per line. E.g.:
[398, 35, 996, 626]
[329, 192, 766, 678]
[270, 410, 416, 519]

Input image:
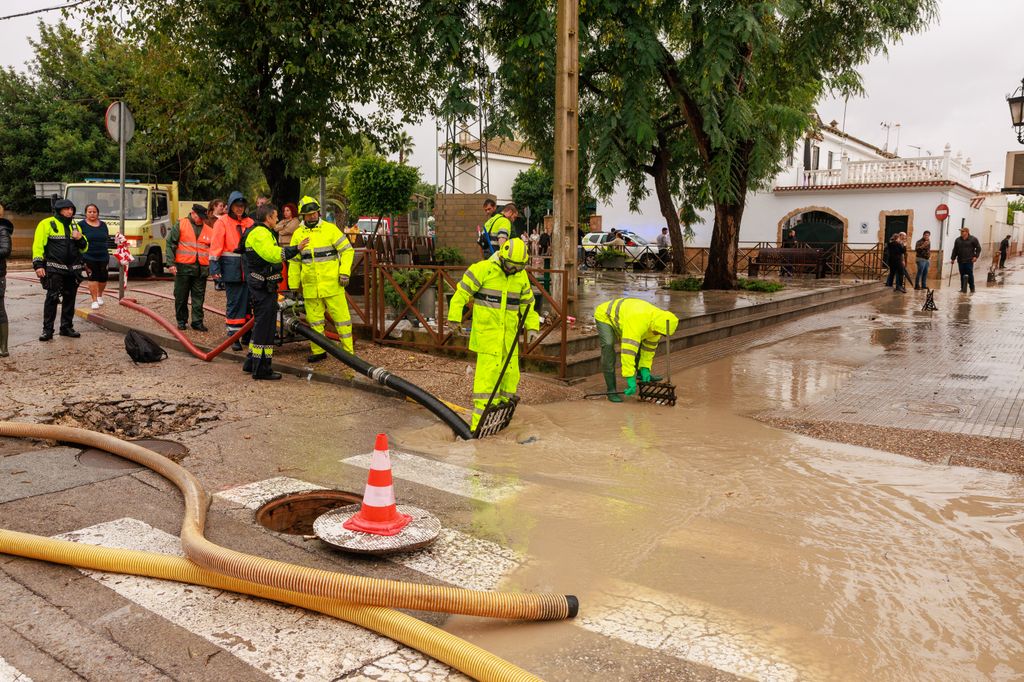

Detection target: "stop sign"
[935, 204, 949, 221]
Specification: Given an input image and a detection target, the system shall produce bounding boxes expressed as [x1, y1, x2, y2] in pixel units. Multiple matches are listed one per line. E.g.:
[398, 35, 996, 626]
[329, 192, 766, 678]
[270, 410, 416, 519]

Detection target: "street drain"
[899, 400, 964, 417]
[256, 490, 362, 535]
[77, 438, 189, 468]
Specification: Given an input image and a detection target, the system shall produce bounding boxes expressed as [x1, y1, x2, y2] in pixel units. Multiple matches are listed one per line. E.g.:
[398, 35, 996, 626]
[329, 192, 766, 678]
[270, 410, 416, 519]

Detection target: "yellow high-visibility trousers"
[303, 293, 353, 355]
[470, 349, 520, 430]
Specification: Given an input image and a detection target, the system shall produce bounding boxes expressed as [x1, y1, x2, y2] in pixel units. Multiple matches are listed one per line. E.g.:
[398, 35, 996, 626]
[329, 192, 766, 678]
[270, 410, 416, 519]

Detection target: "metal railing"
[674, 241, 887, 278]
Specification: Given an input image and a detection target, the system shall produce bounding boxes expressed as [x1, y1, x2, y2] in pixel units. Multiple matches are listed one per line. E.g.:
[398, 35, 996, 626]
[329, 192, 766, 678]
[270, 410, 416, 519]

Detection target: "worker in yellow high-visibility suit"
[288, 196, 355, 362]
[448, 238, 539, 429]
[594, 298, 679, 402]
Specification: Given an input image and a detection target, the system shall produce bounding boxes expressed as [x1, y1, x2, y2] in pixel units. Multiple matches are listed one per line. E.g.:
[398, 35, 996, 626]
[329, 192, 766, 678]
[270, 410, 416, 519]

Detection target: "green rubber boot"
[604, 372, 623, 403]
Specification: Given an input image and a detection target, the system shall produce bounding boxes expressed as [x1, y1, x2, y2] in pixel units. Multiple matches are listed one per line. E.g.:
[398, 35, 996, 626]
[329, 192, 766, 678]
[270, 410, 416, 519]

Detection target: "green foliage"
[511, 164, 553, 220]
[595, 249, 626, 266]
[1008, 199, 1024, 225]
[738, 278, 785, 293]
[345, 157, 420, 226]
[667, 277, 703, 291]
[383, 268, 431, 312]
[433, 246, 465, 266]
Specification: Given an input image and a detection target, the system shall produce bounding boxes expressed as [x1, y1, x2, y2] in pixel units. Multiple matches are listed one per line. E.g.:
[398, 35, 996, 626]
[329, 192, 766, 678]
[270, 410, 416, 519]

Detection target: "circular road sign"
[935, 203, 949, 222]
[105, 101, 135, 144]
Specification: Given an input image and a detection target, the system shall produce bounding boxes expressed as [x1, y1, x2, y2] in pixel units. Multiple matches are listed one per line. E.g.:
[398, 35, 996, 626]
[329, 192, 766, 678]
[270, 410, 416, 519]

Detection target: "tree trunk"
[702, 201, 745, 289]
[263, 156, 300, 208]
[650, 148, 687, 275]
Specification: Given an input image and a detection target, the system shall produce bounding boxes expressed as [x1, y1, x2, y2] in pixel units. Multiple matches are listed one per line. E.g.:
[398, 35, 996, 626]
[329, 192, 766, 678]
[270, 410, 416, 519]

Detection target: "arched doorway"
[780, 208, 845, 275]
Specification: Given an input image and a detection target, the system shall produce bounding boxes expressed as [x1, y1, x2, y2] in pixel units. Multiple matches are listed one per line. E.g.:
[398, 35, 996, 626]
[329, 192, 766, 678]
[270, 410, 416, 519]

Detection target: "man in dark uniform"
[31, 199, 88, 341]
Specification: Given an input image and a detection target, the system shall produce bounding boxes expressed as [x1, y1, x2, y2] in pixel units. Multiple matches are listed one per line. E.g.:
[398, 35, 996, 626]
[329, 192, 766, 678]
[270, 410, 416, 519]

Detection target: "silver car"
[581, 230, 662, 269]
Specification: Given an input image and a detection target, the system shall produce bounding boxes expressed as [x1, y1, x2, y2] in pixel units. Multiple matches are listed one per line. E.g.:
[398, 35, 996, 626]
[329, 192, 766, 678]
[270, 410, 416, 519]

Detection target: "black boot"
[242, 353, 254, 373]
[252, 357, 282, 381]
[0, 323, 8, 357]
[604, 372, 622, 403]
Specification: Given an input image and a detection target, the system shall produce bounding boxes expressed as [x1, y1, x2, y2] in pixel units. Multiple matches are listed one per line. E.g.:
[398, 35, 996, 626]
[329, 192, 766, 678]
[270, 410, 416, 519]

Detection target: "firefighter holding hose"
[594, 298, 679, 402]
[447, 237, 539, 429]
[288, 196, 355, 362]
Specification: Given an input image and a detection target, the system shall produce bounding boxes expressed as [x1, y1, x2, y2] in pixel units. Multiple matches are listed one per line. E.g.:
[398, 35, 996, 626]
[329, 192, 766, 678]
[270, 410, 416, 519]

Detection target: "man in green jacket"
[165, 204, 214, 331]
[32, 199, 88, 341]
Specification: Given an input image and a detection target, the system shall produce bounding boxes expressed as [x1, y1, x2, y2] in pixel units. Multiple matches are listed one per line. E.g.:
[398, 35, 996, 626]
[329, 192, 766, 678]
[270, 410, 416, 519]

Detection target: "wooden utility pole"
[552, 0, 579, 315]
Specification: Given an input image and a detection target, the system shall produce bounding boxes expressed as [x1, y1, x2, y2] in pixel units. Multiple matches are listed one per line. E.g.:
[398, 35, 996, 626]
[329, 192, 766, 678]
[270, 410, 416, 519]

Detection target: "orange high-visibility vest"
[174, 217, 213, 266]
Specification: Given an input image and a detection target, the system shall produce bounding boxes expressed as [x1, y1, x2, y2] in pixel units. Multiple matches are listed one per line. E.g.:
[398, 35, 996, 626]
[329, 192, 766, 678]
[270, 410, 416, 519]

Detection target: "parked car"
[581, 230, 660, 269]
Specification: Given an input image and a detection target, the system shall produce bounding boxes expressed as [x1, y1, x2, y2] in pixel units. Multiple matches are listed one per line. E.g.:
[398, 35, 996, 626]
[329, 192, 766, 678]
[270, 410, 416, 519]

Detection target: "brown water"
[400, 345, 1024, 680]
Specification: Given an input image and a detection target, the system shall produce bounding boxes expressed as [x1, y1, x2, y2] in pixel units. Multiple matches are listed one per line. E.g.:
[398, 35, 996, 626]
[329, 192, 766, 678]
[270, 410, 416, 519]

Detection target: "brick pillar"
[433, 193, 496, 264]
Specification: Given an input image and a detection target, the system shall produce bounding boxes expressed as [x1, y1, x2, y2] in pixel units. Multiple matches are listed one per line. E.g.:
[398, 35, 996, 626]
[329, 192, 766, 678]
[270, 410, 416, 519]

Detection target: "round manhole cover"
[898, 401, 964, 417]
[256, 490, 363, 535]
[77, 438, 189, 469]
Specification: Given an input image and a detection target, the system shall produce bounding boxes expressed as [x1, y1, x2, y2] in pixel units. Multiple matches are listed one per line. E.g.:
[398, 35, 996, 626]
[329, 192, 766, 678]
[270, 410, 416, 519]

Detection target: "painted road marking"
[214, 479, 526, 591]
[216, 478, 801, 679]
[341, 450, 523, 503]
[214, 476, 326, 509]
[581, 580, 800, 682]
[0, 657, 33, 682]
[56, 518, 469, 681]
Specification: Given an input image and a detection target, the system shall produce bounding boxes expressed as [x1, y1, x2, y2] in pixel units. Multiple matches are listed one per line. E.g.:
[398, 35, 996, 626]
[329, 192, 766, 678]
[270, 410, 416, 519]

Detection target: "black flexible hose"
[285, 315, 475, 440]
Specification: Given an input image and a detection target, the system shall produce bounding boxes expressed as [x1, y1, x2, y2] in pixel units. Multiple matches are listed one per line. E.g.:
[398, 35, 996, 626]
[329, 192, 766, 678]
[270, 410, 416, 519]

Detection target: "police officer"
[288, 196, 355, 362]
[32, 199, 88, 341]
[447, 237, 539, 430]
[594, 298, 678, 402]
[240, 203, 308, 380]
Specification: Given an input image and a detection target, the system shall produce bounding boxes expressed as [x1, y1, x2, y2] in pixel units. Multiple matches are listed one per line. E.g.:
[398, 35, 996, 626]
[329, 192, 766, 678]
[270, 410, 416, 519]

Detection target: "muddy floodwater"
[401, 336, 1024, 681]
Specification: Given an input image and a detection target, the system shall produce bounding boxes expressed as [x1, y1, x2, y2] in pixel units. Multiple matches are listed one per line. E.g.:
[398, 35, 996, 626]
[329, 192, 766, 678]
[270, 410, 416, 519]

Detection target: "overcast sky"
[2, 0, 1022, 192]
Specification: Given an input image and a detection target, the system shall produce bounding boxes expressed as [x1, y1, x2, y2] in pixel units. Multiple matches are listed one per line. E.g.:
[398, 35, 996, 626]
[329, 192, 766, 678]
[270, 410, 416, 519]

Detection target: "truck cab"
[63, 179, 178, 276]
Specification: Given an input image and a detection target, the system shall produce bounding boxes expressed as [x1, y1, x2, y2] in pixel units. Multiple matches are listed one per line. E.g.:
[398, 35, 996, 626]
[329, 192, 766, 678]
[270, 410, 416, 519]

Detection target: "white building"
[448, 118, 1010, 267]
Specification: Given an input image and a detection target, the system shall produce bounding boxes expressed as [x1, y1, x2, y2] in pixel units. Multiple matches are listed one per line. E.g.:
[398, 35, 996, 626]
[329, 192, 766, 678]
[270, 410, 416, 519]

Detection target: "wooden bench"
[748, 247, 825, 278]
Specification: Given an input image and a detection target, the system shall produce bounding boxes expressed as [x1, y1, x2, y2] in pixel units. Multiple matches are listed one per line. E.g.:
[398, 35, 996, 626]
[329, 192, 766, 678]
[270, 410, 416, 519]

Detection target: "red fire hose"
[119, 298, 254, 362]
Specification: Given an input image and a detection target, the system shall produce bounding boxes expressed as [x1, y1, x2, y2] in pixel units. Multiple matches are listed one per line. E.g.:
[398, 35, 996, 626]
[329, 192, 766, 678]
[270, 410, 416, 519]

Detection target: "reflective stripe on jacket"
[31, 217, 88, 274]
[209, 214, 254, 281]
[447, 259, 540, 355]
[485, 214, 512, 242]
[286, 219, 353, 298]
[171, 217, 213, 266]
[595, 298, 679, 378]
[243, 224, 299, 290]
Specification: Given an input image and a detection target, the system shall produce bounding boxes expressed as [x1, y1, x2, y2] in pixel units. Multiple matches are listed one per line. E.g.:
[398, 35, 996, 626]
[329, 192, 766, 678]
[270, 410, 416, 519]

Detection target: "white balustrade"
[783, 149, 982, 189]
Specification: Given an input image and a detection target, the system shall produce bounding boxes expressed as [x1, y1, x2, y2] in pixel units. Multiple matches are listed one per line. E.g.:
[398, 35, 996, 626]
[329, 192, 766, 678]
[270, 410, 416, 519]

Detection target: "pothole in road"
[257, 490, 363, 535]
[53, 397, 222, 440]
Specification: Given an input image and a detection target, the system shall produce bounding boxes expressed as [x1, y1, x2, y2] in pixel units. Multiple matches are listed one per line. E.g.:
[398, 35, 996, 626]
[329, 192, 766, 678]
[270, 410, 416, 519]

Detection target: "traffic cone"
[342, 433, 412, 536]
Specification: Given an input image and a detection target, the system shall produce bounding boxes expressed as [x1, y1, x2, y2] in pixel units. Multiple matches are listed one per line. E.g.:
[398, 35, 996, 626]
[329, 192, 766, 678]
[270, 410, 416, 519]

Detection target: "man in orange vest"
[166, 204, 214, 331]
[210, 191, 255, 350]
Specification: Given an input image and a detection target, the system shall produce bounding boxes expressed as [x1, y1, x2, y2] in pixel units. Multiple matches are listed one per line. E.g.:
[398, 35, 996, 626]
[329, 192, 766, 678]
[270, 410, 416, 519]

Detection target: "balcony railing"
[783, 145, 978, 190]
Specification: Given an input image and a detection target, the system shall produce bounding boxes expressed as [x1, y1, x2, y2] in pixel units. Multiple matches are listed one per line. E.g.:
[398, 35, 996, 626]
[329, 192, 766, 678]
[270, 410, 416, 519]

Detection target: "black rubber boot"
[242, 353, 254, 373]
[604, 372, 622, 403]
[0, 323, 8, 357]
[252, 357, 282, 381]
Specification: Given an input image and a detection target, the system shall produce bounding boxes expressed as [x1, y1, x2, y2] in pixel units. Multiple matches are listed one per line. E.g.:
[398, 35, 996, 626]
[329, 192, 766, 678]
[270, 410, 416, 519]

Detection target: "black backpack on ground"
[125, 330, 168, 363]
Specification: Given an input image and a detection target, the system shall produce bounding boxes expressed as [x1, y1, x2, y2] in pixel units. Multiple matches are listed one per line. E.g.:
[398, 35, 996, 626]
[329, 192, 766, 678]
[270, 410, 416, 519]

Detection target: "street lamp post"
[1008, 78, 1024, 144]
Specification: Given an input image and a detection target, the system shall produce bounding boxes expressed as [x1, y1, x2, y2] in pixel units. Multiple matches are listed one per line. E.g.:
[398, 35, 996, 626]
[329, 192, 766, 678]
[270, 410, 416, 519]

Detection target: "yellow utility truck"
[62, 178, 179, 276]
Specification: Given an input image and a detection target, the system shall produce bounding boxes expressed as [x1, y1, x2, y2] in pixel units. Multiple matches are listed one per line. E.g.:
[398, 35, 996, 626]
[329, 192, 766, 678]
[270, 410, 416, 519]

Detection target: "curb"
[76, 308, 397, 400]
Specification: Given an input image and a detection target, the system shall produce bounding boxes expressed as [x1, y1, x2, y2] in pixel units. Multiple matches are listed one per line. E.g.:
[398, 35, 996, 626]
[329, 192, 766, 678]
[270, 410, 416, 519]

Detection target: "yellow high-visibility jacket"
[287, 219, 353, 298]
[595, 298, 679, 378]
[448, 259, 540, 355]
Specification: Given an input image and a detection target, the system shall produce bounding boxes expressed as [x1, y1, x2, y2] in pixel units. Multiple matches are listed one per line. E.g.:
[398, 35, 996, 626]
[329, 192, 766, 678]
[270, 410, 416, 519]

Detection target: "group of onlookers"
[886, 226, 985, 294]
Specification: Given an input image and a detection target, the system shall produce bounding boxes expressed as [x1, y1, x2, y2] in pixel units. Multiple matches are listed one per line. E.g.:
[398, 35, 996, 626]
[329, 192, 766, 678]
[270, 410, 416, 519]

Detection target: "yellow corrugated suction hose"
[0, 422, 576, 680]
[0, 528, 541, 682]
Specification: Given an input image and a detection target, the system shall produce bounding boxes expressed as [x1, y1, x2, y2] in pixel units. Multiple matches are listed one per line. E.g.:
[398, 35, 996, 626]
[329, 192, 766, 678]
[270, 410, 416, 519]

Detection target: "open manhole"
[256, 489, 362, 535]
[76, 438, 189, 469]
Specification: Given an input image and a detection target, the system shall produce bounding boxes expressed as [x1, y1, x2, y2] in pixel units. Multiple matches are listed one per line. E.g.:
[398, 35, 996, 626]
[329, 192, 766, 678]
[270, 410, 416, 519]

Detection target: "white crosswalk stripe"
[56, 518, 469, 682]
[0, 657, 33, 682]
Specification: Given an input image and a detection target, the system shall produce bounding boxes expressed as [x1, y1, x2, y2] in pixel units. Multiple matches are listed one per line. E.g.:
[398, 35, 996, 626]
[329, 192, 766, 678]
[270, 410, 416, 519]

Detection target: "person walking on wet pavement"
[885, 232, 907, 293]
[914, 230, 931, 290]
[950, 227, 982, 293]
[241, 203, 308, 380]
[594, 298, 679, 402]
[999, 234, 1010, 269]
[447, 237, 540, 429]
[0, 203, 12, 356]
[32, 199, 88, 341]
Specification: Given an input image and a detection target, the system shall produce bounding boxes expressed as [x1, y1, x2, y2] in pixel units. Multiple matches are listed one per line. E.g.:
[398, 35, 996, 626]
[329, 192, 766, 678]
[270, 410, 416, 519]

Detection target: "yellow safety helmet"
[498, 237, 529, 274]
[298, 195, 321, 215]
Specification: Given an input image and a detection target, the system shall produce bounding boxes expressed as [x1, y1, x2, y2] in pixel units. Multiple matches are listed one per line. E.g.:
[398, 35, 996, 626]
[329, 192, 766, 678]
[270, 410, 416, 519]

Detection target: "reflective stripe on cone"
[342, 433, 412, 536]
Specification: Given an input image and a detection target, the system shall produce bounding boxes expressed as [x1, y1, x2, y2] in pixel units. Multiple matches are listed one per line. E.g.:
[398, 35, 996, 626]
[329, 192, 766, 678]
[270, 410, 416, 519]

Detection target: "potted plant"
[595, 248, 627, 270]
[433, 246, 465, 266]
[383, 268, 433, 324]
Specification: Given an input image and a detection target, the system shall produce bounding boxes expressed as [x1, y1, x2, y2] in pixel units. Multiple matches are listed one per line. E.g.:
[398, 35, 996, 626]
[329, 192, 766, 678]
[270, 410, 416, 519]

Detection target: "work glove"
[526, 330, 540, 344]
[638, 368, 651, 382]
[624, 376, 638, 396]
[338, 274, 350, 287]
[447, 321, 464, 337]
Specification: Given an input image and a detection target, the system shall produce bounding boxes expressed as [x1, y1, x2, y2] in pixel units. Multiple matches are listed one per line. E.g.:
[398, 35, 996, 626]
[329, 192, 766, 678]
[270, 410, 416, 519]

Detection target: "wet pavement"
[1, 264, 1023, 681]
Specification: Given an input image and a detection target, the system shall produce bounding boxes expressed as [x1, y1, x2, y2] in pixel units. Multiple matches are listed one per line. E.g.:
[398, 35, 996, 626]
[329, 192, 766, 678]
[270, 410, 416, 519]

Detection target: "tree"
[486, 0, 936, 287]
[345, 156, 420, 235]
[395, 132, 415, 165]
[1008, 198, 1024, 225]
[83, 0, 476, 207]
[511, 164, 552, 228]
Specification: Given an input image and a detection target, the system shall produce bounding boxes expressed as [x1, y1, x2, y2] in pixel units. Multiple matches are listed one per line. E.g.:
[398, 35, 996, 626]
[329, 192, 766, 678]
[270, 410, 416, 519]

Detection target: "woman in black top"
[79, 203, 110, 309]
[885, 233, 908, 293]
[0, 202, 12, 356]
